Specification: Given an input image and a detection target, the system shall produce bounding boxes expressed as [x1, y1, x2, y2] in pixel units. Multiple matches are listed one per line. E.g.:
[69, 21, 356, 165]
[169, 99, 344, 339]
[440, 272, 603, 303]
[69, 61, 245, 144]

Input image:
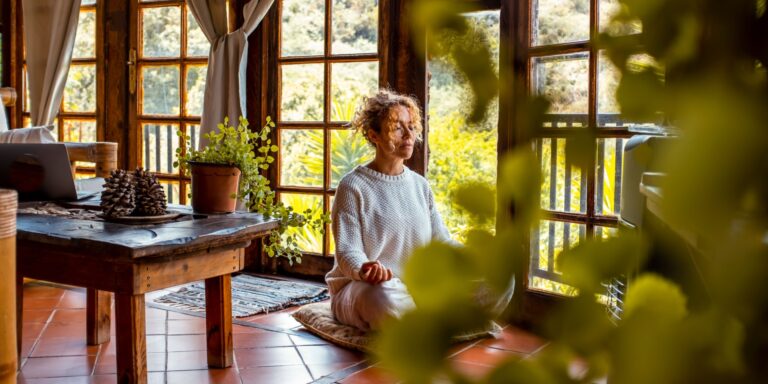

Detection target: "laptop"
[0, 143, 101, 201]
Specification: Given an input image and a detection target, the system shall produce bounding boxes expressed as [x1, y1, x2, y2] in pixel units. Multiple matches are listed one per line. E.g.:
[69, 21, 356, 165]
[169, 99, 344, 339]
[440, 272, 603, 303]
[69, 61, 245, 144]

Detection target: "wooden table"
[16, 207, 278, 384]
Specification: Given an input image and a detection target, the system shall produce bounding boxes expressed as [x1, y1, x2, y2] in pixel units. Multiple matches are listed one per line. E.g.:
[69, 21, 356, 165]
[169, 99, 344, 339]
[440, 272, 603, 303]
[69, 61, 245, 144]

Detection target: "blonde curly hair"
[351, 89, 423, 147]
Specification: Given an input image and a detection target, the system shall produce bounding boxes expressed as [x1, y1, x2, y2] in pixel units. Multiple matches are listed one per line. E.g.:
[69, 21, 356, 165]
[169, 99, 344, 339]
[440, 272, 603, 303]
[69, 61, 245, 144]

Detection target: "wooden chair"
[2, 86, 118, 345]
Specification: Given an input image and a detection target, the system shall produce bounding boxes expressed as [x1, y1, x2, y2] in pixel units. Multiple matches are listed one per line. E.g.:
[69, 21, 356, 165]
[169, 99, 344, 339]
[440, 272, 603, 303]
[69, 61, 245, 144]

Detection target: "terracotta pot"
[189, 162, 241, 214]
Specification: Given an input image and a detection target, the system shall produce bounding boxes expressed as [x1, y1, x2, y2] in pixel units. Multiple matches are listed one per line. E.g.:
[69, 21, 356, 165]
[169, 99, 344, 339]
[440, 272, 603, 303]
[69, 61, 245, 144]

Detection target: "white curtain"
[22, 0, 82, 126]
[188, 0, 274, 148]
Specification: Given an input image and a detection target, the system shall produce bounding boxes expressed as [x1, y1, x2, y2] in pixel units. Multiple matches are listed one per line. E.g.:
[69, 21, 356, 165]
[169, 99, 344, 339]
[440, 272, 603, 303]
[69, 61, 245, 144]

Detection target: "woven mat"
[154, 274, 329, 318]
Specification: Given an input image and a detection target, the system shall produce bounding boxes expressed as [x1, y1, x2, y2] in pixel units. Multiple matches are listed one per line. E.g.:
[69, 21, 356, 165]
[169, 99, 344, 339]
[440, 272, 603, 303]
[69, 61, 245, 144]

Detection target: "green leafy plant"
[174, 116, 329, 265]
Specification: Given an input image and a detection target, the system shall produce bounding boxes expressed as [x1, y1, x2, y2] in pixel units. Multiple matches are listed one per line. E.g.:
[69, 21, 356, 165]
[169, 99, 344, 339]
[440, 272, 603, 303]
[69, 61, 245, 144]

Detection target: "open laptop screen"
[0, 143, 80, 201]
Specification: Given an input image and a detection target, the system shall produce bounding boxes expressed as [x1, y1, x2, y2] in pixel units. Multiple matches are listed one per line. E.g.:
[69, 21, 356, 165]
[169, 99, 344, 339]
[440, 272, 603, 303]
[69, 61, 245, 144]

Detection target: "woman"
[325, 89, 456, 331]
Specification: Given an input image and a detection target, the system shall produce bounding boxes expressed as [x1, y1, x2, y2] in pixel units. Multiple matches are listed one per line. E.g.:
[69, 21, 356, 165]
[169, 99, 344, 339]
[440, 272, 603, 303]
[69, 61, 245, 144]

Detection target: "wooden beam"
[86, 289, 112, 345]
[0, 189, 18, 379]
[114, 293, 148, 384]
[204, 274, 234, 368]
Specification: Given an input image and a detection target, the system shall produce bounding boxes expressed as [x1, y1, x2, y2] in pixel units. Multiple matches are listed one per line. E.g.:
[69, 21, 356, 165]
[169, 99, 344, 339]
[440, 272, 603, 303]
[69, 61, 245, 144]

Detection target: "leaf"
[453, 182, 495, 221]
[623, 273, 687, 323]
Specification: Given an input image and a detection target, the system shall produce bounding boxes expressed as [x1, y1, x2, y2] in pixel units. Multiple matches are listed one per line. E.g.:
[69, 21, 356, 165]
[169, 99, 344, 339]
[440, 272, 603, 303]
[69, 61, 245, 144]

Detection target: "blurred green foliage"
[376, 0, 768, 382]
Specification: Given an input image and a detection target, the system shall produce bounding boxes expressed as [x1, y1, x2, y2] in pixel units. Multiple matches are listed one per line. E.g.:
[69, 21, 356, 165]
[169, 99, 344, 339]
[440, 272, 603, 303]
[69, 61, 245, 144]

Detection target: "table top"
[17, 203, 279, 260]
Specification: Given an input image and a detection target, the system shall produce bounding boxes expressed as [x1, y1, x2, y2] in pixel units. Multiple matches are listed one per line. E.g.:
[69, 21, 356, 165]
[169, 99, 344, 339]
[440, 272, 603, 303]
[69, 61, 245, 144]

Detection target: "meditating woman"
[325, 89, 457, 331]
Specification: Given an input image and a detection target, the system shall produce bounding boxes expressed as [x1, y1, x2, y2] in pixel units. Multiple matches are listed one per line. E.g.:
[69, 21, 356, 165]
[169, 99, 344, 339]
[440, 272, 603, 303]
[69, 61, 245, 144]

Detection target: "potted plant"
[175, 116, 329, 264]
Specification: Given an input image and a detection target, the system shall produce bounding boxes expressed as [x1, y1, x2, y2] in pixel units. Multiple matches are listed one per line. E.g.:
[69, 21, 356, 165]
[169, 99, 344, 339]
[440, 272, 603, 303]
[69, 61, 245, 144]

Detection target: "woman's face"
[371, 105, 416, 160]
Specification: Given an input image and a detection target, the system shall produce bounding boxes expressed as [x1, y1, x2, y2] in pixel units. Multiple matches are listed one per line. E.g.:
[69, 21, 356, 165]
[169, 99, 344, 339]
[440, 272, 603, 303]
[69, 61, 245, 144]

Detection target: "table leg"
[204, 274, 233, 367]
[115, 293, 147, 384]
[87, 289, 111, 345]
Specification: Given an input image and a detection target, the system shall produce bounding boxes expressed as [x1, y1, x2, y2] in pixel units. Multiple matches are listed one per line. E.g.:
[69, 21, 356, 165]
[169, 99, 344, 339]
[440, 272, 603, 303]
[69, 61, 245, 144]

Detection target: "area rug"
[154, 274, 329, 318]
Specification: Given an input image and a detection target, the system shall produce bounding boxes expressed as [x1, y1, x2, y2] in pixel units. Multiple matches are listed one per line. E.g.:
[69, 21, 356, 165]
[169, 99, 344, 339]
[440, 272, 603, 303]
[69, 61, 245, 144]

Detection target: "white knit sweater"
[325, 165, 453, 295]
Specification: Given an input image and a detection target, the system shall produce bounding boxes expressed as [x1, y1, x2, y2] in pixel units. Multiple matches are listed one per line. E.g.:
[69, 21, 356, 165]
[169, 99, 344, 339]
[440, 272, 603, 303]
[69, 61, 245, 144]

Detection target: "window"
[525, 0, 647, 295]
[17, 0, 100, 176]
[275, 0, 379, 257]
[135, 0, 210, 204]
[427, 9, 500, 240]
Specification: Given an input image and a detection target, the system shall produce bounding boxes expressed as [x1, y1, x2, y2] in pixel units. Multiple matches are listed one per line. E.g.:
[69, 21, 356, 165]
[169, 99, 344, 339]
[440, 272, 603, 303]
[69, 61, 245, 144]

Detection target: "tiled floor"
[15, 280, 550, 383]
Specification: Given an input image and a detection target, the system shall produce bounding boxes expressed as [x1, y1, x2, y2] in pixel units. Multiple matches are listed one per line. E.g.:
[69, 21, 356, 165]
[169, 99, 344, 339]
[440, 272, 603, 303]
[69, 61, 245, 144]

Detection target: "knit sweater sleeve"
[331, 181, 369, 280]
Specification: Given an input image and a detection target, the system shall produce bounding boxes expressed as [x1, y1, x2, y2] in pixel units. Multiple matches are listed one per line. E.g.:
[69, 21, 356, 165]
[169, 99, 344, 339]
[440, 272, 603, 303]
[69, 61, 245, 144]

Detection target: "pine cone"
[100, 169, 135, 218]
[134, 168, 167, 216]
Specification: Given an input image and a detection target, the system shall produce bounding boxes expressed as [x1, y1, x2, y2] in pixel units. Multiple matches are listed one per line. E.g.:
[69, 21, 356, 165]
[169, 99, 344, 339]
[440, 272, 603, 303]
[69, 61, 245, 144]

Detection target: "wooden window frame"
[264, 0, 382, 259]
[129, 0, 212, 205]
[6, 0, 104, 149]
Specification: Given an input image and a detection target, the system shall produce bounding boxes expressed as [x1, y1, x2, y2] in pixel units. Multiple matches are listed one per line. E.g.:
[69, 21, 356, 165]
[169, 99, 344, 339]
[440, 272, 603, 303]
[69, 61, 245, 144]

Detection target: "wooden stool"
[0, 189, 17, 384]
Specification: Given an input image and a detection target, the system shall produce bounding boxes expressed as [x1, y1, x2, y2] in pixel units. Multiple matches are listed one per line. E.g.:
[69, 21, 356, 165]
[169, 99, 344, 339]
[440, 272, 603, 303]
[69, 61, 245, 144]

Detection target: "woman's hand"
[360, 260, 393, 285]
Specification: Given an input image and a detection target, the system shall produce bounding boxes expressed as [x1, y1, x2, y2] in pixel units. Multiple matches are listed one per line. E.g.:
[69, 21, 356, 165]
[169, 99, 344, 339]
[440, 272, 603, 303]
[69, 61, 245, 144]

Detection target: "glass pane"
[141, 65, 180, 116]
[598, 52, 662, 126]
[280, 129, 324, 187]
[428, 10, 500, 240]
[596, 138, 625, 216]
[142, 6, 181, 58]
[599, 0, 641, 35]
[330, 129, 374, 188]
[331, 0, 377, 54]
[533, 53, 589, 127]
[161, 181, 181, 205]
[331, 61, 378, 121]
[281, 0, 325, 57]
[82, 0, 97, 5]
[538, 138, 585, 213]
[595, 225, 619, 239]
[533, 0, 589, 46]
[23, 68, 29, 113]
[72, 10, 96, 59]
[188, 124, 201, 152]
[185, 65, 207, 117]
[186, 8, 210, 57]
[529, 220, 585, 296]
[280, 64, 324, 122]
[142, 123, 180, 174]
[62, 119, 96, 142]
[280, 193, 324, 253]
[63, 64, 96, 113]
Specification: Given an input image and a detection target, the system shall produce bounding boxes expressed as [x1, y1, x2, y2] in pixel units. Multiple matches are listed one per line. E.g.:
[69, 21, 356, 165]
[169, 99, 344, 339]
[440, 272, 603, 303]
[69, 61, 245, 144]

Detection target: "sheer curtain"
[188, 0, 274, 148]
[22, 0, 82, 127]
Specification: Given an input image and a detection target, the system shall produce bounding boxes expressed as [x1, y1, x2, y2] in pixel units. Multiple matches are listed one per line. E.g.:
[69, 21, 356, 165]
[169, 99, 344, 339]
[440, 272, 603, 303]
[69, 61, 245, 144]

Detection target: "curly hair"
[350, 89, 423, 146]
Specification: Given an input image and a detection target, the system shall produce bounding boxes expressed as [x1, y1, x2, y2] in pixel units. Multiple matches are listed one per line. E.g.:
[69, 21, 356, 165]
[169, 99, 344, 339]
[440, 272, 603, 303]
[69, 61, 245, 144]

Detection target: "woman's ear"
[367, 129, 381, 147]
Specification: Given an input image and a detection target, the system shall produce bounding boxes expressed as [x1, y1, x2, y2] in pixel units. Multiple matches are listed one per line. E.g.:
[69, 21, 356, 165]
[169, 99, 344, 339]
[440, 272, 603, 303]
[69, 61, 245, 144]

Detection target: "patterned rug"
[154, 274, 329, 318]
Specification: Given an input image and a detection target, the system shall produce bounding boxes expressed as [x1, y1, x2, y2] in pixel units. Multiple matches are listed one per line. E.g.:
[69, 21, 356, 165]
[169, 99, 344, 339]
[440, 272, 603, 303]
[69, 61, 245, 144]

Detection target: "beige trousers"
[331, 278, 415, 332]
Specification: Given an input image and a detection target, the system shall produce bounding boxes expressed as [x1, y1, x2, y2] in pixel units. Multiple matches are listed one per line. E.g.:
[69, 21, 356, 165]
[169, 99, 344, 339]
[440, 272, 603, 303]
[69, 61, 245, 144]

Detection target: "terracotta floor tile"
[148, 372, 166, 384]
[92, 353, 116, 375]
[480, 325, 548, 354]
[21, 323, 46, 340]
[147, 307, 168, 321]
[290, 329, 331, 346]
[306, 362, 359, 380]
[168, 311, 199, 320]
[146, 320, 168, 335]
[166, 368, 241, 384]
[451, 360, 495, 381]
[39, 322, 86, 339]
[167, 318, 206, 335]
[147, 335, 167, 353]
[296, 345, 364, 365]
[339, 365, 399, 384]
[23, 284, 67, 298]
[247, 312, 301, 330]
[21, 338, 38, 358]
[233, 324, 264, 334]
[167, 350, 208, 371]
[234, 330, 293, 349]
[17, 376, 92, 384]
[167, 334, 207, 352]
[57, 291, 87, 309]
[30, 336, 101, 357]
[235, 347, 303, 368]
[50, 309, 87, 325]
[148, 352, 168, 372]
[24, 297, 62, 310]
[451, 346, 520, 366]
[238, 365, 312, 384]
[20, 355, 97, 378]
[23, 309, 54, 324]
